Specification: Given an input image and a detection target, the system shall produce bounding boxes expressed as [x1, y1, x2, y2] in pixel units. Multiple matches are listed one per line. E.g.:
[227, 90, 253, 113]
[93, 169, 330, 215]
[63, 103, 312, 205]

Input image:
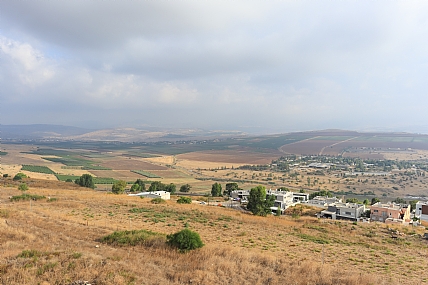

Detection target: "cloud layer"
[1, 1, 428, 133]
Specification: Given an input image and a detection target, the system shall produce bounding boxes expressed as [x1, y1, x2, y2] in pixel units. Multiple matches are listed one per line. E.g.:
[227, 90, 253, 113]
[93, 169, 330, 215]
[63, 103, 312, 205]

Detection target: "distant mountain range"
[0, 124, 247, 142]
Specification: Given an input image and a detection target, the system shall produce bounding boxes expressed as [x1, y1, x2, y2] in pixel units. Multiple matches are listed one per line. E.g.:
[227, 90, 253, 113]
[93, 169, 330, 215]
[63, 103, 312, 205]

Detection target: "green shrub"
[10, 194, 46, 202]
[151, 198, 166, 204]
[177, 196, 192, 204]
[3, 174, 8, 178]
[18, 249, 42, 258]
[167, 229, 204, 251]
[100, 230, 166, 246]
[18, 183, 29, 191]
[13, 173, 27, 181]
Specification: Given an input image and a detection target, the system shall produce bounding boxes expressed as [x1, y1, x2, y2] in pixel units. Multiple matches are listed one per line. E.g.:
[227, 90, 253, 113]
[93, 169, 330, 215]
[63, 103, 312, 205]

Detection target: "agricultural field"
[3, 130, 428, 198]
[21, 165, 55, 175]
[0, 178, 427, 284]
[131, 170, 161, 178]
[100, 158, 168, 171]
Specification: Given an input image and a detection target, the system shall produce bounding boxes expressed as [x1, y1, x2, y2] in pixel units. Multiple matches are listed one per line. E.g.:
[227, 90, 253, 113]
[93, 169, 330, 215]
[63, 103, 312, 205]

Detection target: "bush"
[3, 174, 8, 178]
[111, 180, 127, 194]
[18, 183, 29, 191]
[13, 173, 27, 181]
[151, 198, 166, 204]
[10, 194, 46, 202]
[167, 229, 204, 251]
[75, 174, 95, 189]
[177, 196, 192, 204]
[100, 230, 166, 247]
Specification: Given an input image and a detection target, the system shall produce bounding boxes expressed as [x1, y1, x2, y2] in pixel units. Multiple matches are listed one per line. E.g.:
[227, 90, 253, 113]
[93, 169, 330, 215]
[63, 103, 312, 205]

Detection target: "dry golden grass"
[0, 178, 427, 284]
[143, 155, 175, 165]
[176, 159, 243, 170]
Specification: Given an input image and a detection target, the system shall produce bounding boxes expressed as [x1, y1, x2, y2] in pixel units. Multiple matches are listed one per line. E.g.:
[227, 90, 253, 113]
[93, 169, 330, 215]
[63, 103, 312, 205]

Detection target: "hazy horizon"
[1, 1, 428, 134]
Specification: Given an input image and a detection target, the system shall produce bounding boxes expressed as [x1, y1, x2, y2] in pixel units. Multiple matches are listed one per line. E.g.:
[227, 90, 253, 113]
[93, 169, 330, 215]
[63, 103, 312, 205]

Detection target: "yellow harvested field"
[176, 159, 243, 170]
[144, 155, 175, 165]
[382, 149, 428, 160]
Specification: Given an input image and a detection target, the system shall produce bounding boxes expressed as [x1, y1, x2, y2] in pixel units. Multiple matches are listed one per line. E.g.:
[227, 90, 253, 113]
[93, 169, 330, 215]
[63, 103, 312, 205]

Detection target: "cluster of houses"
[231, 189, 419, 225]
[128, 188, 425, 226]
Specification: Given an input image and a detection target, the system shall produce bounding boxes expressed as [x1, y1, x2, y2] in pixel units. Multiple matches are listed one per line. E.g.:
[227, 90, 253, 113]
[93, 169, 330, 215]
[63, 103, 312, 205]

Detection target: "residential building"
[306, 196, 342, 208]
[128, 191, 170, 200]
[370, 202, 410, 224]
[415, 201, 428, 224]
[230, 189, 307, 213]
[320, 202, 365, 221]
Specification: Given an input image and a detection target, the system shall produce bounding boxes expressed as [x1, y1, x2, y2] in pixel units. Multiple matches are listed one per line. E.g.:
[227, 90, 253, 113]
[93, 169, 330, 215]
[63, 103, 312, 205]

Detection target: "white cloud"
[1, 1, 428, 132]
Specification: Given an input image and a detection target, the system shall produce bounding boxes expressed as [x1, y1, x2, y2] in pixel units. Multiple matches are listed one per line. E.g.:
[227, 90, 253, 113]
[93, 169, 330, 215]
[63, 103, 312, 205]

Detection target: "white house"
[306, 196, 342, 208]
[320, 202, 365, 221]
[128, 191, 170, 200]
[415, 201, 428, 223]
[230, 189, 307, 213]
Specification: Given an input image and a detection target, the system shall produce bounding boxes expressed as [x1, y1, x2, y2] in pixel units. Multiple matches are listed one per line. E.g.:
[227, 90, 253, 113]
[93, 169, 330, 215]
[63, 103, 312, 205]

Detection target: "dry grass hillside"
[1, 178, 428, 284]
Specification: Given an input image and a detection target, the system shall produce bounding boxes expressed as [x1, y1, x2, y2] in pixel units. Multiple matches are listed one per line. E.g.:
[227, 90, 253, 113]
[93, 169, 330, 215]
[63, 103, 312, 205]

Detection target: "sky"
[1, 0, 428, 134]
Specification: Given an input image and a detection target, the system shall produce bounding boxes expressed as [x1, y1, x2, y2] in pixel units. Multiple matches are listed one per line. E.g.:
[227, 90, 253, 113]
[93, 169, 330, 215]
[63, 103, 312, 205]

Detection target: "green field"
[42, 156, 95, 167]
[21, 165, 55, 175]
[131, 170, 161, 178]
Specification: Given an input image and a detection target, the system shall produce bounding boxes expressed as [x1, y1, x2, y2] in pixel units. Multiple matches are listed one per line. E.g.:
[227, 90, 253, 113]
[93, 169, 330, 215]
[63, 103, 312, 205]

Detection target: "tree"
[167, 229, 204, 251]
[278, 187, 289, 192]
[75, 174, 95, 189]
[409, 200, 417, 211]
[177, 196, 192, 204]
[211, 183, 222, 197]
[309, 190, 332, 200]
[180, 184, 191, 193]
[130, 183, 142, 193]
[165, 183, 176, 194]
[363, 199, 370, 206]
[135, 179, 146, 191]
[149, 181, 165, 192]
[149, 181, 176, 194]
[246, 185, 275, 216]
[393, 197, 406, 204]
[371, 197, 380, 205]
[112, 180, 127, 194]
[224, 182, 239, 196]
[346, 198, 360, 204]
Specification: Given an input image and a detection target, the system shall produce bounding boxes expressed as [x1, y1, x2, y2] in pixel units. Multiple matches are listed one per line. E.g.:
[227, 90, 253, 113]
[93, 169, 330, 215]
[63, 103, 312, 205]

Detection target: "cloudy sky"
[1, 0, 427, 133]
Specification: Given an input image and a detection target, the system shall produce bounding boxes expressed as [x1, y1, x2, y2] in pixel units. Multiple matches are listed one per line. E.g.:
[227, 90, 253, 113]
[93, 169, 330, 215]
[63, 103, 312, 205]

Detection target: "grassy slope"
[0, 179, 427, 284]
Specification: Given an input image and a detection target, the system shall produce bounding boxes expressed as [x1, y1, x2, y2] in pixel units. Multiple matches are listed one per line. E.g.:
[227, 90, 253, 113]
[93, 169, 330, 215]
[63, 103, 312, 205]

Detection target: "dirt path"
[318, 136, 359, 155]
[278, 136, 321, 154]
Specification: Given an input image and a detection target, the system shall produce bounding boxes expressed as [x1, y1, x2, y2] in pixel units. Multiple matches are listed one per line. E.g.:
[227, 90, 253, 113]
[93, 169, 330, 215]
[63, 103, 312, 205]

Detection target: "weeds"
[100, 229, 166, 247]
[10, 194, 46, 202]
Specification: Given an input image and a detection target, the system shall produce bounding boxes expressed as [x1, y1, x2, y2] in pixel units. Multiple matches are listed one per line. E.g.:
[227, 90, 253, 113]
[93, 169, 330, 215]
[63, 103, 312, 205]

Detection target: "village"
[127, 186, 428, 228]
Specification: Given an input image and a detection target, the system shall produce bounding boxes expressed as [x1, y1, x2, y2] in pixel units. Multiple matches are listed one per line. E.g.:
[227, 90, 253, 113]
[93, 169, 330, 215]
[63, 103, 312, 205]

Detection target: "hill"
[0, 178, 426, 284]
